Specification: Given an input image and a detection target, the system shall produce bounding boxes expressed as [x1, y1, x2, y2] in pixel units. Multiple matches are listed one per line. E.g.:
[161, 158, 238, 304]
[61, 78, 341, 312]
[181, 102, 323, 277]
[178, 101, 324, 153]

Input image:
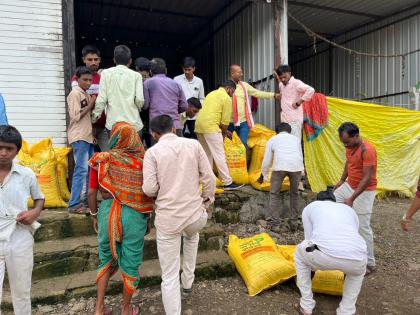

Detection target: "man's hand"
[257, 174, 264, 184]
[293, 100, 304, 109]
[400, 217, 412, 232]
[92, 216, 98, 234]
[274, 93, 281, 101]
[272, 70, 280, 82]
[333, 180, 345, 191]
[16, 209, 41, 225]
[344, 198, 354, 207]
[88, 95, 97, 109]
[223, 130, 233, 140]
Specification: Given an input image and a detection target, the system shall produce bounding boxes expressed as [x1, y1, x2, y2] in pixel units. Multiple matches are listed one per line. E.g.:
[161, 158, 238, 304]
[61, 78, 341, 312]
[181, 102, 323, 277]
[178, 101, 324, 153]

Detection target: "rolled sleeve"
[142, 151, 159, 197]
[29, 171, 45, 201]
[297, 81, 315, 102]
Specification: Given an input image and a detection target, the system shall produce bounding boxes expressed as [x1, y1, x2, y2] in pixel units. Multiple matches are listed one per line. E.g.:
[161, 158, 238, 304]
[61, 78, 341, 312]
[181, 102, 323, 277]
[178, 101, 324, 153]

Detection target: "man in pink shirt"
[275, 65, 315, 142]
[142, 115, 215, 315]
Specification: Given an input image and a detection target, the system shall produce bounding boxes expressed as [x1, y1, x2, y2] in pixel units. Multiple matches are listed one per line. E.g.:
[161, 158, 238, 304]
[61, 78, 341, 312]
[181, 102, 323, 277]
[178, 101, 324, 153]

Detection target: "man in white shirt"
[142, 115, 215, 315]
[294, 190, 367, 315]
[259, 122, 304, 231]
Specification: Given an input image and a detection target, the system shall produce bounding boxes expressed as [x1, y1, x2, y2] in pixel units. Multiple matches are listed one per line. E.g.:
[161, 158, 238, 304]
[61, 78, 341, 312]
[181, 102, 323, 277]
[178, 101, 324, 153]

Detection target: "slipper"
[294, 303, 312, 315]
[104, 306, 113, 315]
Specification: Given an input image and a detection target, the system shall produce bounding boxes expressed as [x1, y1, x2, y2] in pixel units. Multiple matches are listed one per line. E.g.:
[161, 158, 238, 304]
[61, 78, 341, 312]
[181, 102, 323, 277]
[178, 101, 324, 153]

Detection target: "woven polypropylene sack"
[55, 147, 72, 201]
[224, 132, 249, 185]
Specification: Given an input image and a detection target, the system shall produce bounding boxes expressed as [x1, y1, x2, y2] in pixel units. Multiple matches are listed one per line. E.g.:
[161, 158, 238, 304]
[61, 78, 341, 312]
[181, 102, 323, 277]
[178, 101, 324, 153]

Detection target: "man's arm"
[199, 79, 205, 103]
[220, 95, 233, 138]
[92, 72, 107, 123]
[294, 80, 315, 108]
[142, 151, 159, 197]
[334, 161, 348, 190]
[134, 73, 144, 110]
[301, 205, 313, 240]
[198, 143, 216, 209]
[345, 165, 374, 206]
[178, 88, 188, 114]
[143, 80, 151, 110]
[245, 82, 275, 99]
[261, 139, 273, 181]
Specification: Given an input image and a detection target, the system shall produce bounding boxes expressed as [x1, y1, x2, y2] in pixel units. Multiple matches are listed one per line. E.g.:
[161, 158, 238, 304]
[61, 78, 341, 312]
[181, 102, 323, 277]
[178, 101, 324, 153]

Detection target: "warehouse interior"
[72, 0, 420, 106]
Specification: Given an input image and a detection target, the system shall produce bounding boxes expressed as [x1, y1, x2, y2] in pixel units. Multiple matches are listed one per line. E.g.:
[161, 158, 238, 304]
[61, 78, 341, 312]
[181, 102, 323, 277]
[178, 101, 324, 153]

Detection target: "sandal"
[294, 303, 312, 315]
[129, 304, 140, 315]
[104, 306, 113, 315]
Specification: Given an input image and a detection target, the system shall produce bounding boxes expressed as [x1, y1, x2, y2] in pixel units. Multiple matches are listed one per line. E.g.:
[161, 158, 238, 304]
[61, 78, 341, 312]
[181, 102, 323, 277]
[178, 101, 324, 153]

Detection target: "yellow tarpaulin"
[304, 97, 420, 197]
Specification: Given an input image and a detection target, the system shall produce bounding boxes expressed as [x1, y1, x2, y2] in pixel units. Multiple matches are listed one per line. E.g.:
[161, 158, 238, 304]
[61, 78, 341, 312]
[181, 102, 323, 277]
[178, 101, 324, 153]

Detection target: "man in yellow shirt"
[195, 80, 242, 190]
[230, 64, 280, 147]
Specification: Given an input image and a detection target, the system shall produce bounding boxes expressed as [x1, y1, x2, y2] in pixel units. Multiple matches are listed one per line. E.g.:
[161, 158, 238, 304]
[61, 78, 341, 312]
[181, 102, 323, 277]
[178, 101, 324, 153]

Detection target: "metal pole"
[281, 0, 288, 64]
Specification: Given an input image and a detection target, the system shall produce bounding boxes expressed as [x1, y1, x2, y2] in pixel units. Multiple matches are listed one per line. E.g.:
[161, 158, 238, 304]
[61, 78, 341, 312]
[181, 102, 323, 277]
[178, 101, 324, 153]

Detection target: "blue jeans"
[228, 122, 250, 148]
[69, 140, 94, 209]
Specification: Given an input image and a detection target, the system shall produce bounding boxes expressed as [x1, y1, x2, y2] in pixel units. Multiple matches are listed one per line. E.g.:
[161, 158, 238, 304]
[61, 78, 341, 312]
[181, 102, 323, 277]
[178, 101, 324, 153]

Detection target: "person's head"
[150, 58, 167, 76]
[109, 121, 143, 151]
[316, 190, 337, 202]
[275, 64, 292, 85]
[150, 115, 174, 141]
[0, 125, 22, 167]
[275, 122, 292, 134]
[81, 45, 101, 73]
[75, 66, 93, 91]
[182, 57, 196, 79]
[338, 122, 361, 148]
[186, 97, 202, 118]
[113, 45, 132, 66]
[134, 57, 151, 80]
[221, 80, 237, 97]
[230, 64, 243, 83]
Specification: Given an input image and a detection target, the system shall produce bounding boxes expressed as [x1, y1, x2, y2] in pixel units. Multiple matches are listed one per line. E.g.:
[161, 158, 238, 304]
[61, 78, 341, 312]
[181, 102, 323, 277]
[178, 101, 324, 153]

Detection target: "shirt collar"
[116, 65, 128, 69]
[283, 76, 296, 86]
[183, 74, 195, 82]
[73, 85, 88, 94]
[159, 133, 178, 141]
[10, 163, 22, 174]
[154, 74, 166, 78]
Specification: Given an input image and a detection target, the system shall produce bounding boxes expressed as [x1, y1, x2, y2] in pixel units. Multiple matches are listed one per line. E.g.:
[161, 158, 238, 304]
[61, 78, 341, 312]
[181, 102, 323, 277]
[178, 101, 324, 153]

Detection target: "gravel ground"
[21, 197, 420, 314]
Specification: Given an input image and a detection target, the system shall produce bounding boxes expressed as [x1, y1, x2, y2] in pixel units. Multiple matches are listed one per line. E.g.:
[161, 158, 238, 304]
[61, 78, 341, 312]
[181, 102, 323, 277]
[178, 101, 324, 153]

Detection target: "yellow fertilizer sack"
[228, 233, 296, 296]
[224, 132, 249, 185]
[278, 245, 344, 296]
[311, 270, 344, 296]
[18, 139, 68, 208]
[55, 147, 72, 201]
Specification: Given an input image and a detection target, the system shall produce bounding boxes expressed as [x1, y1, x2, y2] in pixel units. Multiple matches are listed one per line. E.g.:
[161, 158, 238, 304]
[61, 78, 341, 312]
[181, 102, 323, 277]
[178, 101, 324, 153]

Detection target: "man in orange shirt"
[334, 122, 377, 275]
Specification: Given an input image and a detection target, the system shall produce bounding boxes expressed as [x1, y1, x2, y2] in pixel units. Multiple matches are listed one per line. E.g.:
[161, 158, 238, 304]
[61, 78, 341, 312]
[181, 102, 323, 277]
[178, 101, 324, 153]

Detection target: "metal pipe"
[281, 0, 288, 64]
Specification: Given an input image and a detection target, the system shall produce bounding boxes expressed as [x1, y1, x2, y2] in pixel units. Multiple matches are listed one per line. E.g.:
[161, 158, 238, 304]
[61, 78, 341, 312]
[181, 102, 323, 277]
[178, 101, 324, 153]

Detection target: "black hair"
[0, 125, 22, 151]
[135, 57, 151, 72]
[82, 45, 100, 57]
[183, 57, 196, 68]
[338, 122, 359, 138]
[220, 80, 237, 89]
[275, 122, 292, 134]
[316, 190, 336, 202]
[150, 58, 167, 75]
[75, 66, 92, 78]
[150, 115, 173, 134]
[187, 97, 202, 109]
[276, 64, 292, 75]
[114, 45, 131, 65]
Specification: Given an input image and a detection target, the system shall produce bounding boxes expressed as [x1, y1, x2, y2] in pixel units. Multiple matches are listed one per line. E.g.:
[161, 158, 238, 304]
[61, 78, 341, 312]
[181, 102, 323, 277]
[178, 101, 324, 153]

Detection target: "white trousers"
[0, 227, 34, 315]
[157, 212, 208, 315]
[334, 182, 376, 267]
[295, 240, 366, 315]
[289, 121, 303, 142]
[197, 133, 232, 186]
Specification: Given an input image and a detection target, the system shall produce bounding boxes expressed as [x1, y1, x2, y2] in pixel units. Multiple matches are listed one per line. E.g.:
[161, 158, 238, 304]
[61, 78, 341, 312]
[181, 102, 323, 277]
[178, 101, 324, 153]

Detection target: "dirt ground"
[28, 197, 420, 315]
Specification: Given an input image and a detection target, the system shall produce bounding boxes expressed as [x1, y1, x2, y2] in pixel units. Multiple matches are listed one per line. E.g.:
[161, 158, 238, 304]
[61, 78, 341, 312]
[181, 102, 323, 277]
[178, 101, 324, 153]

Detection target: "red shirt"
[71, 72, 106, 128]
[346, 140, 377, 191]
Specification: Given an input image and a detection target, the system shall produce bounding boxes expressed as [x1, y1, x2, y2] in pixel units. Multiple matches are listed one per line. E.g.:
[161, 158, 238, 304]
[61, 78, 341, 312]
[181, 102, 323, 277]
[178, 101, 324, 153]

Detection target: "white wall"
[0, 0, 66, 146]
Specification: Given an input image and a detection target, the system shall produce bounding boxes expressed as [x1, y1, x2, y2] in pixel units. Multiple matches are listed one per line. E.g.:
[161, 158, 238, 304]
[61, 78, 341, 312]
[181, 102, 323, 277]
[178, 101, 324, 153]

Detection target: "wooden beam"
[273, 0, 282, 126]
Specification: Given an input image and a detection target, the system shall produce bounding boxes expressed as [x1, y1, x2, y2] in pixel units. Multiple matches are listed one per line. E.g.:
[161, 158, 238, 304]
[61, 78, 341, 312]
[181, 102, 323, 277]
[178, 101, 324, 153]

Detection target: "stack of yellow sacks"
[228, 233, 344, 296]
[18, 139, 72, 208]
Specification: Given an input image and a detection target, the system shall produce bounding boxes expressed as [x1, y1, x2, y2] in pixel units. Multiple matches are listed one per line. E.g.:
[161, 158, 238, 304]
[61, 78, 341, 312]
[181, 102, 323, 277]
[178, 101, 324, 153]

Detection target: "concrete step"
[35, 209, 95, 242]
[33, 225, 225, 280]
[3, 250, 235, 307]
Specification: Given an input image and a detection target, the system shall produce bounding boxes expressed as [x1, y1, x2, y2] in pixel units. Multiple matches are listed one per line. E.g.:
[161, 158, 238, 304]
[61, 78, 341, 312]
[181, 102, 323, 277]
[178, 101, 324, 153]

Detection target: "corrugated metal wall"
[0, 0, 67, 145]
[290, 6, 420, 109]
[213, 0, 276, 129]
